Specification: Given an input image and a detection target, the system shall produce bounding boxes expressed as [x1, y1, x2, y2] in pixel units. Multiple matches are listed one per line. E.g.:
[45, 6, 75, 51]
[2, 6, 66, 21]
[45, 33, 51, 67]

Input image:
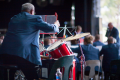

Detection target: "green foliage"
[101, 0, 120, 42]
[101, 0, 120, 28]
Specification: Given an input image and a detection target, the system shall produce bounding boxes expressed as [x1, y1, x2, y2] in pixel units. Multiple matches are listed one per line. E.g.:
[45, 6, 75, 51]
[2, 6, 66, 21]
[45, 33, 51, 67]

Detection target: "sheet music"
[40, 15, 56, 24]
[46, 15, 56, 24]
[40, 15, 57, 33]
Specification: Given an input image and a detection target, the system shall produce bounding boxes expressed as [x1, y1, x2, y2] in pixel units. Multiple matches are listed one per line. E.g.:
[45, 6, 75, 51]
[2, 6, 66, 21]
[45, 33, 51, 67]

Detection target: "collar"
[21, 12, 31, 15]
[75, 31, 81, 34]
[85, 44, 92, 46]
[109, 27, 114, 31]
[108, 43, 114, 45]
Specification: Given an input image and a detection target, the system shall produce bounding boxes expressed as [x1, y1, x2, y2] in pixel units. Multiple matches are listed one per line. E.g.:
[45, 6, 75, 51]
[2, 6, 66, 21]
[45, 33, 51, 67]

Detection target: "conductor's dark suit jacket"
[106, 27, 119, 43]
[0, 12, 59, 65]
[100, 43, 119, 72]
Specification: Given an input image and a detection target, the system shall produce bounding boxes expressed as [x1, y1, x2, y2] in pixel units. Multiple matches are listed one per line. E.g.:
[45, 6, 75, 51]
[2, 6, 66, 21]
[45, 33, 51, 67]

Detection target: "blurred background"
[0, 0, 120, 42]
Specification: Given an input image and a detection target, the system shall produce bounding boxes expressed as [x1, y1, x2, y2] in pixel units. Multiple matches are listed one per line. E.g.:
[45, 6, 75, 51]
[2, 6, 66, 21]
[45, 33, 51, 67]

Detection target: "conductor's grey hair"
[21, 3, 34, 12]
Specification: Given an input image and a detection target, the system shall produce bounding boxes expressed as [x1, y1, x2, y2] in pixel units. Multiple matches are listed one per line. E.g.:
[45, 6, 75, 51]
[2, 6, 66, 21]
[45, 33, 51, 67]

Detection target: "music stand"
[39, 12, 58, 45]
[57, 25, 73, 38]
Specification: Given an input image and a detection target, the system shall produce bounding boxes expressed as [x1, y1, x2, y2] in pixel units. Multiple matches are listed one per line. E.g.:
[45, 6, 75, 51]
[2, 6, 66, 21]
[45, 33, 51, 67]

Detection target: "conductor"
[0, 3, 60, 80]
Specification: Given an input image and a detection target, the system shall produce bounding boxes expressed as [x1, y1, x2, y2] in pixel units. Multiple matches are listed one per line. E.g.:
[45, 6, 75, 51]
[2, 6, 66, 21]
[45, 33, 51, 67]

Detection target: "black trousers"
[0, 54, 40, 80]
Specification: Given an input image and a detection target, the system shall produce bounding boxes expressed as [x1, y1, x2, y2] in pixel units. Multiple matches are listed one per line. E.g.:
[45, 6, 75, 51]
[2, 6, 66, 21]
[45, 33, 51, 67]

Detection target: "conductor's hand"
[54, 20, 60, 27]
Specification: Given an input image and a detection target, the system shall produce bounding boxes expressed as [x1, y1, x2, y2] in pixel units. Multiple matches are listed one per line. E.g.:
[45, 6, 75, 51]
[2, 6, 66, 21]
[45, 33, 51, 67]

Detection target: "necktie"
[108, 30, 111, 37]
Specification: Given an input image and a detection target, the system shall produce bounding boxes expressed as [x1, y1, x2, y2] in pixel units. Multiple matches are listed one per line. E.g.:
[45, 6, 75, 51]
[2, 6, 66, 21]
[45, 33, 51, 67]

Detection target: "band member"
[71, 35, 101, 80]
[93, 34, 104, 46]
[72, 25, 83, 35]
[0, 3, 60, 80]
[100, 37, 119, 80]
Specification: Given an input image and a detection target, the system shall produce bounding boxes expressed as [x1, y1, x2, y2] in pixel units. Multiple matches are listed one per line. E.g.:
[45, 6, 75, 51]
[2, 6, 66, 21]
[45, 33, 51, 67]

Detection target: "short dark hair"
[95, 34, 100, 40]
[76, 25, 82, 31]
[71, 39, 78, 45]
[107, 37, 114, 44]
[44, 38, 50, 45]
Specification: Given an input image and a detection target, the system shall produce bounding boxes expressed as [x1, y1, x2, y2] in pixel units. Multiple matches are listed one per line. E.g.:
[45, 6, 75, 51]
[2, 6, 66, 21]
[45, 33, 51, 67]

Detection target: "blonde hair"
[84, 35, 94, 44]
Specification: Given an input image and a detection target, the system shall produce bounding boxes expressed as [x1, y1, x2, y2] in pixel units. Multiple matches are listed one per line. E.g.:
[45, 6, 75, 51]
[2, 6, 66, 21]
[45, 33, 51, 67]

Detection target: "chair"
[47, 55, 74, 80]
[84, 60, 100, 80]
[0, 64, 27, 80]
[0, 64, 18, 80]
[109, 60, 120, 80]
[0, 54, 26, 80]
[99, 55, 104, 80]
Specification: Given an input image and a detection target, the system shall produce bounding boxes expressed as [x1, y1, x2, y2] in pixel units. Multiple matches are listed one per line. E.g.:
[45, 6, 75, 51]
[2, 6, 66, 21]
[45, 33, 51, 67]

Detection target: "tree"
[101, 0, 120, 29]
